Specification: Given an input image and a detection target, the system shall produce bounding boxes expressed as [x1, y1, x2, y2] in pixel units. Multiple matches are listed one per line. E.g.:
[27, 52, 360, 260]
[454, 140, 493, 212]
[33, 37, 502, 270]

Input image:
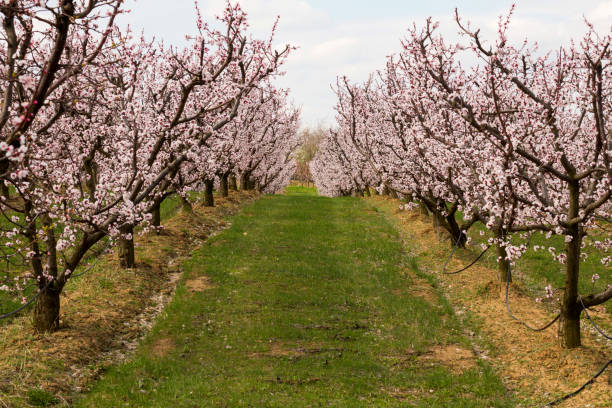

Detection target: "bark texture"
[228, 174, 238, 191]
[495, 230, 511, 283]
[559, 181, 582, 348]
[0, 182, 8, 199]
[151, 203, 161, 229]
[239, 173, 250, 190]
[118, 225, 135, 269]
[33, 287, 60, 332]
[219, 173, 229, 197]
[204, 179, 215, 207]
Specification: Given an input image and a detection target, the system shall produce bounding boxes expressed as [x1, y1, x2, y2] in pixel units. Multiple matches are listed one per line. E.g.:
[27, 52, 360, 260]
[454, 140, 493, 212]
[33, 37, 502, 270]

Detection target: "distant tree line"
[293, 127, 324, 184]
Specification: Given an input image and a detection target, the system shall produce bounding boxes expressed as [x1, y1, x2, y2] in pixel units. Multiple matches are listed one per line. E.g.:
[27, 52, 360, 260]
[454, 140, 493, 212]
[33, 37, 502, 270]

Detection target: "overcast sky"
[120, 1, 612, 128]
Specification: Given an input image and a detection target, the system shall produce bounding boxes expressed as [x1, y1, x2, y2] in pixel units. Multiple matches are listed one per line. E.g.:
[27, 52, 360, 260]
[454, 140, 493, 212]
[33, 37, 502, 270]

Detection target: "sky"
[120, 1, 612, 128]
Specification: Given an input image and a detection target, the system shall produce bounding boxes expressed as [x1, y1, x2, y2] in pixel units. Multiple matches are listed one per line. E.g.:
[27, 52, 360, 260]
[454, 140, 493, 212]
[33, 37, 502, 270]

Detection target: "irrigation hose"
[0, 278, 54, 320]
[502, 268, 611, 406]
[441, 232, 491, 275]
[579, 295, 612, 341]
[545, 358, 612, 407]
[442, 245, 491, 275]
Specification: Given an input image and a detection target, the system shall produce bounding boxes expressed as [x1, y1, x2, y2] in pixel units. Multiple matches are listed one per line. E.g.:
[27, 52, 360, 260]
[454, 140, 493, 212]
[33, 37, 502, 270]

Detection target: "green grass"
[74, 187, 511, 407]
[512, 230, 610, 311]
[285, 184, 318, 196]
[0, 207, 34, 321]
[158, 191, 206, 220]
[27, 388, 59, 407]
[450, 211, 611, 316]
[159, 194, 183, 220]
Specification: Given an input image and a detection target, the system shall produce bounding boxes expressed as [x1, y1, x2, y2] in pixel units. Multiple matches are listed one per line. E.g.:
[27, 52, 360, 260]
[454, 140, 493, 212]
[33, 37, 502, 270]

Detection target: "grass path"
[75, 186, 511, 407]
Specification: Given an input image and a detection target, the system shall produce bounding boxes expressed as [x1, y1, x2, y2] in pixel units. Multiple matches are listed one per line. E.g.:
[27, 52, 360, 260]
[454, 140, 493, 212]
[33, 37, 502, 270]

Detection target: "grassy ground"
[0, 191, 257, 407]
[75, 186, 511, 407]
[449, 211, 611, 318]
[0, 202, 35, 321]
[369, 196, 611, 407]
[0, 194, 184, 324]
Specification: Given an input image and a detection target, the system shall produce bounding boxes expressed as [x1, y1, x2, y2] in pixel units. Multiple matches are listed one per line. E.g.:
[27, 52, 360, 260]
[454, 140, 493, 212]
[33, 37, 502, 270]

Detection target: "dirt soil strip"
[0, 191, 258, 408]
[369, 196, 612, 408]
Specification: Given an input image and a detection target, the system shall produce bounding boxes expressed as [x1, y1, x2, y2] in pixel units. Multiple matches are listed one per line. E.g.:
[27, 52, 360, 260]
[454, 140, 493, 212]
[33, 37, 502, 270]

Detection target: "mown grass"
[284, 182, 318, 196]
[1, 191, 256, 408]
[75, 185, 511, 407]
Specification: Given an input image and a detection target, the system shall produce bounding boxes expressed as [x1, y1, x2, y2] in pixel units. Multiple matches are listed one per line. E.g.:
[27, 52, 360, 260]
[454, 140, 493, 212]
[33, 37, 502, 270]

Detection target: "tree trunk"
[83, 158, 97, 197]
[559, 230, 582, 348]
[493, 229, 511, 283]
[118, 225, 135, 269]
[559, 181, 582, 348]
[240, 172, 250, 190]
[204, 179, 215, 207]
[219, 173, 229, 197]
[33, 286, 60, 332]
[228, 174, 238, 191]
[433, 213, 441, 241]
[496, 243, 511, 283]
[445, 213, 466, 248]
[363, 186, 371, 197]
[389, 189, 399, 199]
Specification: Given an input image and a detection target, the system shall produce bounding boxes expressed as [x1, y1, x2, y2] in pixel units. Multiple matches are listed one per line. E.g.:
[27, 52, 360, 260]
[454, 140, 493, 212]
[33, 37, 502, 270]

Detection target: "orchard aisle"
[76, 186, 511, 407]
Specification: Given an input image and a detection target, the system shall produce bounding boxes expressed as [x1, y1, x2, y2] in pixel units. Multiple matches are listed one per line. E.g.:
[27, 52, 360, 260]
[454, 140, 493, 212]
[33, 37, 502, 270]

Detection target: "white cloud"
[311, 37, 357, 59]
[202, 0, 329, 32]
[588, 1, 612, 21]
[123, 0, 611, 128]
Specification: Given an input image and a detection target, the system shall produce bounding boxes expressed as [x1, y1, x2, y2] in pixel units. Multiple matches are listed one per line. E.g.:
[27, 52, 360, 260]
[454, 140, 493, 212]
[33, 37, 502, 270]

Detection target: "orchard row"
[0, 1, 299, 331]
[311, 7, 611, 348]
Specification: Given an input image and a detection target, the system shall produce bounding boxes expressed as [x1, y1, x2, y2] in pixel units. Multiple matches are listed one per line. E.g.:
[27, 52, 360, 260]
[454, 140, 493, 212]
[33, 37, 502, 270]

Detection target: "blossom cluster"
[311, 9, 612, 329]
[0, 2, 299, 302]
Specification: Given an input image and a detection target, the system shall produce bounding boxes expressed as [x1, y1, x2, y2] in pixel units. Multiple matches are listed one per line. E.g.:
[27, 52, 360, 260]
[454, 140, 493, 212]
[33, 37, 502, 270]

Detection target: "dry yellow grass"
[369, 195, 612, 407]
